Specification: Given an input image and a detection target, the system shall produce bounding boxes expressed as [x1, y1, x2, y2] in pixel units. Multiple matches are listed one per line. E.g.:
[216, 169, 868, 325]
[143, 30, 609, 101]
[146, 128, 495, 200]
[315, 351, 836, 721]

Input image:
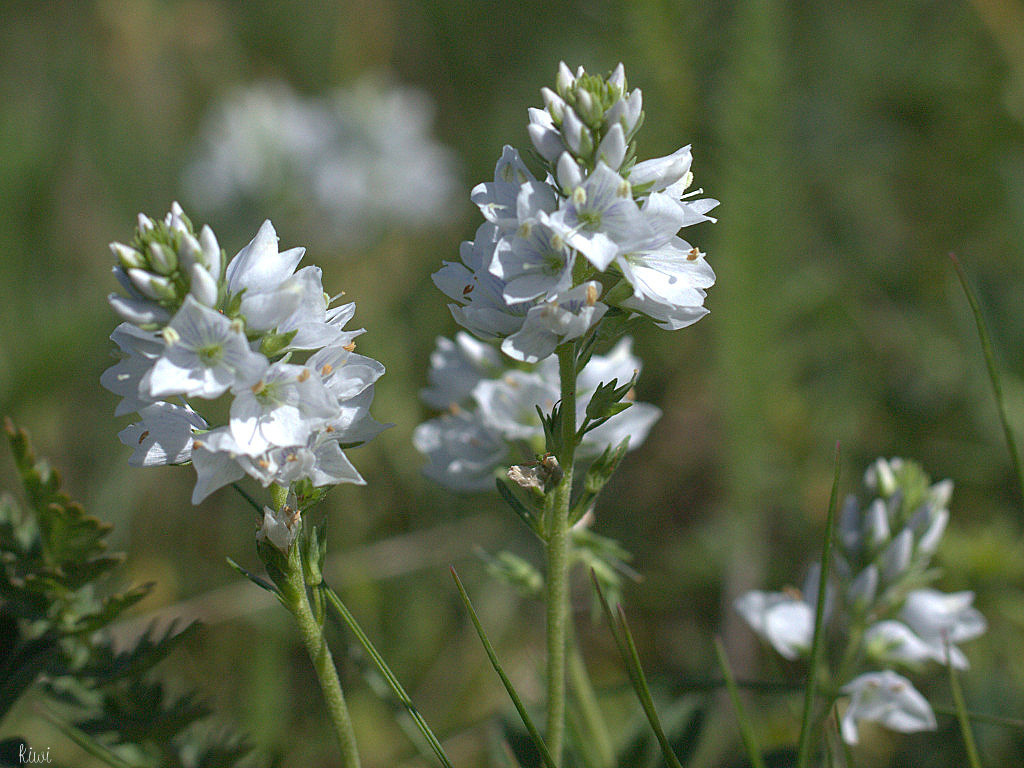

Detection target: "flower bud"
[883, 528, 913, 580]
[108, 294, 171, 328]
[178, 231, 201, 271]
[136, 213, 155, 233]
[597, 123, 627, 169]
[147, 242, 178, 275]
[540, 87, 566, 125]
[111, 242, 146, 270]
[576, 88, 596, 124]
[556, 152, 583, 194]
[607, 62, 626, 91]
[189, 263, 219, 307]
[916, 507, 948, 556]
[128, 268, 175, 302]
[848, 564, 878, 609]
[562, 109, 586, 155]
[199, 225, 222, 276]
[866, 498, 890, 548]
[555, 61, 575, 96]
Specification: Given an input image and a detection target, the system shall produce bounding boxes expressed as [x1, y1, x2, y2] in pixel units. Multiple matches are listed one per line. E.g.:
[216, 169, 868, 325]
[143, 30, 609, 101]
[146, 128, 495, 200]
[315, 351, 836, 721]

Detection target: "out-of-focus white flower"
[183, 76, 460, 246]
[734, 589, 814, 661]
[839, 671, 937, 744]
[414, 336, 661, 491]
[899, 589, 987, 669]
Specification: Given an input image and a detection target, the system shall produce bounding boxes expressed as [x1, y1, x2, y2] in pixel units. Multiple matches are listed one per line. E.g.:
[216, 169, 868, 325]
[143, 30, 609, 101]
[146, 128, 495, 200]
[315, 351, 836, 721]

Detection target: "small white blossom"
[257, 502, 302, 553]
[900, 589, 986, 669]
[144, 295, 268, 400]
[840, 671, 937, 744]
[734, 590, 814, 661]
[118, 402, 208, 467]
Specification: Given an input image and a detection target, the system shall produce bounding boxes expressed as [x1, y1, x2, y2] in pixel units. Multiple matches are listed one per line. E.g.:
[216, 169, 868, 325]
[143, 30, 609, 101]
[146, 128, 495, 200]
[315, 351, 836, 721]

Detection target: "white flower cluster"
[434, 63, 717, 365]
[413, 332, 660, 492]
[735, 458, 986, 744]
[102, 204, 387, 504]
[183, 76, 460, 245]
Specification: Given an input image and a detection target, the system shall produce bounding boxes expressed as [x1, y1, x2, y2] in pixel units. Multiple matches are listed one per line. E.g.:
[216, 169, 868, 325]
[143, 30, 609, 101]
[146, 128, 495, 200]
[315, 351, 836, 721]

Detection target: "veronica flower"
[839, 671, 936, 744]
[144, 295, 267, 400]
[734, 589, 814, 661]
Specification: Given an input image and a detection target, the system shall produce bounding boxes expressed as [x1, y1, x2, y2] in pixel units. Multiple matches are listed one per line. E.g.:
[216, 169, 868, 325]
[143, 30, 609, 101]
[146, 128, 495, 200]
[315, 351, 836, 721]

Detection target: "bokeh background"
[2, 0, 1024, 765]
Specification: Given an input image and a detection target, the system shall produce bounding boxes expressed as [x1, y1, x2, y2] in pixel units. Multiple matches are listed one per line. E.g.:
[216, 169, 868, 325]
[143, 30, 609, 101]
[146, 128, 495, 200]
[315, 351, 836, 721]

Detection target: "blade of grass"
[37, 706, 136, 768]
[322, 582, 454, 768]
[713, 637, 766, 768]
[946, 635, 983, 768]
[450, 567, 557, 768]
[231, 481, 264, 514]
[950, 253, 1024, 503]
[932, 707, 1024, 729]
[795, 442, 842, 768]
[591, 571, 684, 768]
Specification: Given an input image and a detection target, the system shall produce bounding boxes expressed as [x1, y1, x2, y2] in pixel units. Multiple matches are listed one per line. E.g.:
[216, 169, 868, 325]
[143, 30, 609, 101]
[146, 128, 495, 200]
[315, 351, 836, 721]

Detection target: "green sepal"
[536, 404, 563, 458]
[259, 328, 299, 358]
[293, 478, 331, 510]
[578, 374, 637, 441]
[300, 514, 328, 587]
[256, 538, 291, 594]
[571, 437, 630, 524]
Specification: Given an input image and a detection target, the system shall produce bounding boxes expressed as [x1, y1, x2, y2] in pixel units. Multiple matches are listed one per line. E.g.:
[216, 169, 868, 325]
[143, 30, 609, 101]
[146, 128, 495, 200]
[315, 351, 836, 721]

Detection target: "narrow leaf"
[322, 583, 454, 768]
[590, 571, 684, 768]
[450, 568, 556, 768]
[795, 442, 842, 768]
[713, 637, 766, 768]
[950, 253, 1024, 505]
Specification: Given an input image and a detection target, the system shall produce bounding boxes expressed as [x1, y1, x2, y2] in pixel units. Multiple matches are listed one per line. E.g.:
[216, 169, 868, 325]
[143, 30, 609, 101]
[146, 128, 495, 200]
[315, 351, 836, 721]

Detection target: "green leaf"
[496, 478, 543, 537]
[451, 567, 556, 768]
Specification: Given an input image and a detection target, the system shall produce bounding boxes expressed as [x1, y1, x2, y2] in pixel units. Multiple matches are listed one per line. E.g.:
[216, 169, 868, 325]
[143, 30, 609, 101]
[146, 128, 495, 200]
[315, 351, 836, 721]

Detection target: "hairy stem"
[279, 546, 361, 767]
[544, 343, 579, 767]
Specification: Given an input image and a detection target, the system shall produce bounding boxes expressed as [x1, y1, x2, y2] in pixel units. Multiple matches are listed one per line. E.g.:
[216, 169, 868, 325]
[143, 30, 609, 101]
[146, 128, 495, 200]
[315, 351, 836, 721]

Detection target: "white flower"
[118, 402, 208, 467]
[471, 146, 553, 231]
[502, 281, 608, 364]
[257, 502, 301, 553]
[189, 428, 247, 504]
[416, 336, 661, 491]
[899, 589, 986, 669]
[863, 620, 940, 669]
[144, 295, 268, 400]
[489, 216, 574, 303]
[734, 590, 814, 661]
[224, 220, 308, 332]
[184, 77, 460, 246]
[546, 163, 645, 271]
[101, 323, 165, 416]
[412, 410, 508, 492]
[839, 671, 937, 744]
[433, 222, 531, 340]
[229, 361, 340, 456]
[420, 332, 503, 410]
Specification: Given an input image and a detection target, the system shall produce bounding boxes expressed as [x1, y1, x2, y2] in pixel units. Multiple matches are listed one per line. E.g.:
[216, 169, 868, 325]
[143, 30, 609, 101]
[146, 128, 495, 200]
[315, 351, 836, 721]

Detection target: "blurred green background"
[2, 0, 1024, 765]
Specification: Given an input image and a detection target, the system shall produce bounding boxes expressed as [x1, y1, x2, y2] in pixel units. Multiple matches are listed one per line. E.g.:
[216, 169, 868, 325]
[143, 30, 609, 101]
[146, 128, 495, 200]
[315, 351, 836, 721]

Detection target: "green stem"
[795, 443, 842, 768]
[545, 343, 579, 767]
[279, 546, 361, 767]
